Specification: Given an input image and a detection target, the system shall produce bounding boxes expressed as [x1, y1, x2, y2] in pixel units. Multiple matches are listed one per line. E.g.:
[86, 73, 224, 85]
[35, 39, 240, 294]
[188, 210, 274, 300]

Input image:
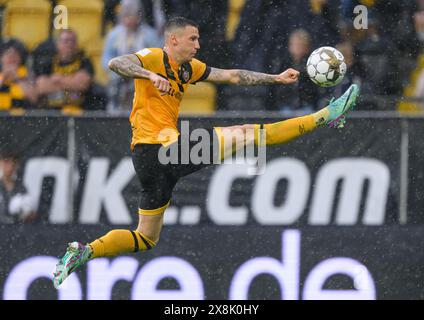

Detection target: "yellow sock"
[89, 229, 156, 258]
[254, 114, 317, 146]
[311, 107, 330, 127]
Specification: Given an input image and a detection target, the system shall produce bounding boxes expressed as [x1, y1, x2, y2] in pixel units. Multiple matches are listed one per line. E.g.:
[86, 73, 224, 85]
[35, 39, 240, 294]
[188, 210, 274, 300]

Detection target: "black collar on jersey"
[162, 50, 177, 81]
[162, 50, 193, 84]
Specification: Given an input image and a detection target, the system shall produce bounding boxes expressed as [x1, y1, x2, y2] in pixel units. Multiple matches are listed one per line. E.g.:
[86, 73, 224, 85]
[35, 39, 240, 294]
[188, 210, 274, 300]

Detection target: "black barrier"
[0, 225, 423, 300]
[1, 113, 424, 300]
[0, 114, 421, 225]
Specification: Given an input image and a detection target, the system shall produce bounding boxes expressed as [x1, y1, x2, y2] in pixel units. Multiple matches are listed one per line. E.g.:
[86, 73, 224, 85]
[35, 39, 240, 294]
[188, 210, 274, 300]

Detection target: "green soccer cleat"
[53, 242, 92, 289]
[326, 84, 359, 129]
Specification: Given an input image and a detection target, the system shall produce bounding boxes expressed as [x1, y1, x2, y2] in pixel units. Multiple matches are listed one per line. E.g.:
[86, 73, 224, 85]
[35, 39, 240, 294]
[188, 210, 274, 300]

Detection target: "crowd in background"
[0, 0, 422, 114]
[221, 0, 421, 112]
[0, 0, 423, 224]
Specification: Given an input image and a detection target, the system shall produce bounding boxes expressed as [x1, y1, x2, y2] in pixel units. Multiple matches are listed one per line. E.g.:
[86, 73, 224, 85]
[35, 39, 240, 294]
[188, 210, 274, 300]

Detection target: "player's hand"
[275, 68, 300, 84]
[149, 73, 171, 95]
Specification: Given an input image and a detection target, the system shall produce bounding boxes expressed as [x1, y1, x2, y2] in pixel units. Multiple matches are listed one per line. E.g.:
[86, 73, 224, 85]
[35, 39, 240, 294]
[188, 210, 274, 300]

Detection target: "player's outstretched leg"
[53, 242, 92, 289]
[212, 84, 359, 161]
[256, 83, 359, 143]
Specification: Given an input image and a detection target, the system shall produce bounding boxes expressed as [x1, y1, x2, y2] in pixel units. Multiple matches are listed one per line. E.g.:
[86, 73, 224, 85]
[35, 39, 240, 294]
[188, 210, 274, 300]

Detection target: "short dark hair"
[164, 17, 198, 33]
[56, 28, 77, 40]
[0, 38, 28, 65]
[0, 148, 20, 161]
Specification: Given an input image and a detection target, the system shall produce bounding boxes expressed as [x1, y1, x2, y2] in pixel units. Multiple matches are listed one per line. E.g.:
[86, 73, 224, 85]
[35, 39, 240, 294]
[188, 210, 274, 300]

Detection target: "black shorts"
[131, 127, 220, 211]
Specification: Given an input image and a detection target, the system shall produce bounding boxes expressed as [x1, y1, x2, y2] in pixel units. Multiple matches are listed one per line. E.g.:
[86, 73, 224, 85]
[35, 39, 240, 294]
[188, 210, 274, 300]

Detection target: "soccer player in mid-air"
[53, 17, 359, 288]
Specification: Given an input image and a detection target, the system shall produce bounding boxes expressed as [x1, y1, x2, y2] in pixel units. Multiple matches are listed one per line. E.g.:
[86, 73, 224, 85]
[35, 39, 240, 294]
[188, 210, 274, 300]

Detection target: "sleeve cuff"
[133, 53, 144, 67]
[195, 65, 211, 83]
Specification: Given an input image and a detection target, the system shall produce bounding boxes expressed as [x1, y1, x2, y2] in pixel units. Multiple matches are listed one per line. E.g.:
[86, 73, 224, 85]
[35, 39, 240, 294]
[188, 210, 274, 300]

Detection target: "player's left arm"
[205, 67, 300, 85]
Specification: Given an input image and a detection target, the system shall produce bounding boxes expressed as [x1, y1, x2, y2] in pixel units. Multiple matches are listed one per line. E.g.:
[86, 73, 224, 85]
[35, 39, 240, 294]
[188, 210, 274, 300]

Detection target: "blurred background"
[0, 0, 423, 114]
[0, 0, 424, 300]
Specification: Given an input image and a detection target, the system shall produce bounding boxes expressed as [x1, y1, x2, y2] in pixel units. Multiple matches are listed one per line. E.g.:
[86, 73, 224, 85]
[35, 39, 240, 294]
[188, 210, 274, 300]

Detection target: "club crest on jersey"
[182, 70, 190, 82]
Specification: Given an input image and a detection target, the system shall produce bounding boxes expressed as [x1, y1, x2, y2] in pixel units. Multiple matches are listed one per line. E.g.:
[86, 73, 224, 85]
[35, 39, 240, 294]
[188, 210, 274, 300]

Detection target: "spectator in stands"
[164, 0, 228, 68]
[374, 1, 419, 96]
[414, 0, 424, 49]
[0, 39, 37, 110]
[354, 16, 391, 96]
[271, 29, 319, 113]
[308, 0, 342, 48]
[330, 41, 363, 101]
[0, 150, 37, 224]
[410, 1, 424, 110]
[34, 29, 97, 112]
[410, 67, 424, 111]
[104, 0, 166, 34]
[103, 0, 164, 111]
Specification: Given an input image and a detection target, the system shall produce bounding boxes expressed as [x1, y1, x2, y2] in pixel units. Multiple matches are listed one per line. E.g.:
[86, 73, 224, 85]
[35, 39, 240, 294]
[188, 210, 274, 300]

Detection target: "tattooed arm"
[108, 54, 170, 94]
[206, 67, 300, 85]
[108, 54, 151, 79]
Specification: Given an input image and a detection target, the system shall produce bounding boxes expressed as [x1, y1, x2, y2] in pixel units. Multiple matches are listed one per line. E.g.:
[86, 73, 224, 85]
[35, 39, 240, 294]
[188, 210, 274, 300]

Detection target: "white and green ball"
[306, 46, 347, 87]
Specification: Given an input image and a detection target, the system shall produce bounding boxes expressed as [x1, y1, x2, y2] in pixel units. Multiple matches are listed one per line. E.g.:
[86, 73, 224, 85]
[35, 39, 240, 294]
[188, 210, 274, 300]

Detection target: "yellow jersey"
[130, 48, 210, 148]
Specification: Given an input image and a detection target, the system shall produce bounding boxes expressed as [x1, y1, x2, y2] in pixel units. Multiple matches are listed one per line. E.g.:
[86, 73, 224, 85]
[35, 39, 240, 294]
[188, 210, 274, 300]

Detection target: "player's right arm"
[108, 54, 170, 94]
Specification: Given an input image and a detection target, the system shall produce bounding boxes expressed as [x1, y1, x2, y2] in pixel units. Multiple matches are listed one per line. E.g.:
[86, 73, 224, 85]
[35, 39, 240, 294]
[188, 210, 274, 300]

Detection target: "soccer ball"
[306, 46, 347, 87]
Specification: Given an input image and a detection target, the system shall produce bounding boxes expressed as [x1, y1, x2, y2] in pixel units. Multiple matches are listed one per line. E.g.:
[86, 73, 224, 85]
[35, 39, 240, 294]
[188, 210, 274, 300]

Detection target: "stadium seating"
[3, 0, 52, 50]
[398, 54, 424, 113]
[56, 0, 103, 49]
[225, 0, 245, 41]
[179, 82, 216, 115]
[0, 0, 12, 6]
[84, 37, 109, 86]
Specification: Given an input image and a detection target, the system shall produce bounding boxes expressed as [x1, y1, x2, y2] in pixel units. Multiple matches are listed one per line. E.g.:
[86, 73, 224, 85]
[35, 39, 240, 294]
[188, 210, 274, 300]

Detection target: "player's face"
[175, 26, 200, 62]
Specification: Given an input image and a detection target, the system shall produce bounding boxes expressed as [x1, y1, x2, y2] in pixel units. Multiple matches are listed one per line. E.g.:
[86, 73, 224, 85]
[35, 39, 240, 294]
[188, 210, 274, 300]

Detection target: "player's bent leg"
[87, 201, 169, 259]
[136, 204, 168, 244]
[53, 202, 169, 289]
